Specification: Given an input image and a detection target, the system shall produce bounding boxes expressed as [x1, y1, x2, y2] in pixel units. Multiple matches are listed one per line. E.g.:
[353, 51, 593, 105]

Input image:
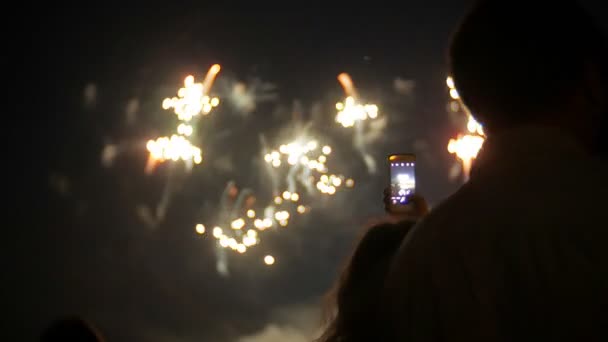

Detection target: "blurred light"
[446, 76, 455, 89]
[335, 96, 380, 128]
[264, 255, 275, 265]
[195, 224, 205, 235]
[162, 74, 220, 122]
[445, 75, 486, 181]
[146, 135, 202, 165]
[274, 196, 283, 205]
[450, 100, 460, 112]
[212, 227, 223, 238]
[247, 209, 256, 218]
[297, 205, 307, 214]
[282, 191, 291, 200]
[177, 123, 193, 136]
[237, 244, 248, 253]
[367, 104, 379, 119]
[243, 236, 256, 247]
[290, 192, 299, 202]
[449, 88, 460, 100]
[162, 98, 173, 110]
[332, 177, 342, 187]
[228, 238, 238, 250]
[274, 211, 290, 221]
[185, 75, 195, 86]
[287, 155, 298, 165]
[219, 236, 229, 248]
[345, 178, 355, 188]
[447, 134, 485, 161]
[231, 218, 245, 230]
[322, 146, 332, 155]
[466, 115, 485, 136]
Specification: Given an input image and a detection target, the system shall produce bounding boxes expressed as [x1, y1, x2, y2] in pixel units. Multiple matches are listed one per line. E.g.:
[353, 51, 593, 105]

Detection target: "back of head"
[40, 317, 104, 342]
[450, 0, 608, 134]
[318, 221, 416, 342]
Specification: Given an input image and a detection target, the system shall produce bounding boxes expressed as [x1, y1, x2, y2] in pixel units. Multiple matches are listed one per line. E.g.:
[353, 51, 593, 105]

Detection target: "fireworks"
[146, 65, 222, 172]
[108, 65, 384, 268]
[335, 96, 379, 128]
[266, 139, 326, 172]
[161, 76, 220, 121]
[336, 73, 379, 127]
[146, 135, 203, 164]
[201, 132, 353, 257]
[446, 76, 486, 181]
[336, 73, 382, 174]
[264, 137, 351, 198]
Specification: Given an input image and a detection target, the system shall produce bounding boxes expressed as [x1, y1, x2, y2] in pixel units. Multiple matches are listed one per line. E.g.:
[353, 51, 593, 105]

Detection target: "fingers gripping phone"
[388, 154, 416, 212]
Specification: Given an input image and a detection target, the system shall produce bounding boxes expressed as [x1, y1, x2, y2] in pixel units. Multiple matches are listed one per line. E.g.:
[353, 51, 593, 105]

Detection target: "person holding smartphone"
[317, 192, 428, 342]
[382, 1, 608, 341]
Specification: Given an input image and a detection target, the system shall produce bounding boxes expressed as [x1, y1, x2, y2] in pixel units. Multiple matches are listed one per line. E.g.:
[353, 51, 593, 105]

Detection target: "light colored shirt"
[383, 125, 608, 341]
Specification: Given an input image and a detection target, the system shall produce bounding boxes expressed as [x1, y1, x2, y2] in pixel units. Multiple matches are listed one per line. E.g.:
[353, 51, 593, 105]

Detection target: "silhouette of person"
[383, 1, 608, 341]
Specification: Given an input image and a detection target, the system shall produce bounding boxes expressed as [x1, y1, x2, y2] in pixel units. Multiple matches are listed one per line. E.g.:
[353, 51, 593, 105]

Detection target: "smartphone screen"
[389, 154, 416, 206]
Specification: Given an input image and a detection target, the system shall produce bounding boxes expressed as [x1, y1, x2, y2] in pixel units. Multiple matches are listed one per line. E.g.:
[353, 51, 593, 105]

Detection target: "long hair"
[317, 220, 416, 342]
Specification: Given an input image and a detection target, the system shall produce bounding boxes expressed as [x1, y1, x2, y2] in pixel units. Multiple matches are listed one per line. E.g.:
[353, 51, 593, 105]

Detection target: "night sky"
[9, 2, 607, 341]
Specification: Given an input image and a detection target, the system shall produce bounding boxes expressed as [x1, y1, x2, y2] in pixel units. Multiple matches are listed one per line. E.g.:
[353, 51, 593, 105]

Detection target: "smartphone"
[388, 154, 416, 210]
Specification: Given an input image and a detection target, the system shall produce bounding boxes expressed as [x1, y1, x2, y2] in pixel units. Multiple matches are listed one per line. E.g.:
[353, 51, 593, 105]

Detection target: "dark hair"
[449, 0, 608, 133]
[317, 221, 415, 342]
[40, 316, 104, 342]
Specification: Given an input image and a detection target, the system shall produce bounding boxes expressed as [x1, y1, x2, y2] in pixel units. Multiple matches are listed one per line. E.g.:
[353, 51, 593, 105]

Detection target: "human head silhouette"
[449, 0, 608, 146]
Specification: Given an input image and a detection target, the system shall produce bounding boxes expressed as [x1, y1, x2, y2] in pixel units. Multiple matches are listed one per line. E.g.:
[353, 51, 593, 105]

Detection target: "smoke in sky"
[236, 303, 321, 342]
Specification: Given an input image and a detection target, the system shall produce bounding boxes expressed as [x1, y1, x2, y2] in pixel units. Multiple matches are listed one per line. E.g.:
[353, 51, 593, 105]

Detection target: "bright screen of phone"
[390, 161, 416, 205]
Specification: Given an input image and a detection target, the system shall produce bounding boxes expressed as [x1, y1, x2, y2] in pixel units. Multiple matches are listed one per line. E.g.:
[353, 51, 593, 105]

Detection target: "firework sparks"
[446, 76, 486, 181]
[264, 137, 350, 198]
[335, 96, 379, 128]
[138, 65, 223, 229]
[336, 73, 381, 174]
[146, 135, 203, 164]
[161, 67, 221, 122]
[336, 73, 379, 127]
[146, 65, 221, 173]
[199, 132, 352, 258]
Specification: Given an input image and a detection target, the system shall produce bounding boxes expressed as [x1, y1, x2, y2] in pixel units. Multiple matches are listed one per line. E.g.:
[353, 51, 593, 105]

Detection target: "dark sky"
[9, 2, 606, 341]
